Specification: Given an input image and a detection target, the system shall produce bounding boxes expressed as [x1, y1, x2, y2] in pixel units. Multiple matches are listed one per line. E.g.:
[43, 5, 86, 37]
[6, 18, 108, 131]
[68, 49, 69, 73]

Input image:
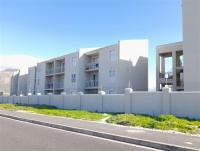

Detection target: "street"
[0, 116, 161, 151]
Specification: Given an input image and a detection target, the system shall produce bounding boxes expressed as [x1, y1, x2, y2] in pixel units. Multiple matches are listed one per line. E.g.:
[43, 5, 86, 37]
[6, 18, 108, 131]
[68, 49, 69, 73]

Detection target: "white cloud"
[0, 55, 43, 75]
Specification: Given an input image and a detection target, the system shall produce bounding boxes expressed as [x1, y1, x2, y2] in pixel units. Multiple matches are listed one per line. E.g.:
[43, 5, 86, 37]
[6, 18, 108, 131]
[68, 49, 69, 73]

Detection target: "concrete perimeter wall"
[0, 89, 200, 119]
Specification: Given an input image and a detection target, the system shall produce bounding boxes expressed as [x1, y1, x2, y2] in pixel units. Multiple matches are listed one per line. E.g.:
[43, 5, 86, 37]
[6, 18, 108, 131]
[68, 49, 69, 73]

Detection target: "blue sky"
[0, 0, 182, 90]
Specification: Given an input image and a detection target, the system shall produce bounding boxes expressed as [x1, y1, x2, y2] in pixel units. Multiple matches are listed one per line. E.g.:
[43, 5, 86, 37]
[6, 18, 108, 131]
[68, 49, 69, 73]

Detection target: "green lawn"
[0, 103, 200, 134]
[107, 114, 200, 134]
[0, 104, 109, 121]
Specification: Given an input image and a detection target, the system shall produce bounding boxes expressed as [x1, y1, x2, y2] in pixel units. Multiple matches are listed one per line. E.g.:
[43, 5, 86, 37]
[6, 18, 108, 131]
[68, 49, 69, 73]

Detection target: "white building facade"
[156, 0, 200, 91]
[27, 39, 148, 95]
[182, 0, 200, 91]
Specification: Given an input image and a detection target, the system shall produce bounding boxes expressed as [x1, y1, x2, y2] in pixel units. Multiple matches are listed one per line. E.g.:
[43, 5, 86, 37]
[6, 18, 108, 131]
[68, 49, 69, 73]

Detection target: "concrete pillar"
[78, 92, 84, 110]
[19, 95, 23, 104]
[97, 92, 105, 113]
[61, 93, 66, 109]
[162, 87, 171, 114]
[160, 56, 165, 74]
[0, 96, 3, 103]
[48, 93, 53, 106]
[156, 53, 160, 91]
[124, 88, 133, 114]
[172, 51, 177, 91]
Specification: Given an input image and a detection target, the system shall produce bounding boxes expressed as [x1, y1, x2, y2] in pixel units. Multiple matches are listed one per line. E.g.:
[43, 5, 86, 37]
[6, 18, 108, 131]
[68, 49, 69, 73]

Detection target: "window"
[109, 69, 116, 81]
[71, 74, 76, 83]
[72, 57, 77, 66]
[109, 50, 117, 61]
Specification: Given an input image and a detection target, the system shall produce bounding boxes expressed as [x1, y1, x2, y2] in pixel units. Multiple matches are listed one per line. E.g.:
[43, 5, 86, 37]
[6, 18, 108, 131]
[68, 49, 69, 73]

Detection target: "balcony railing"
[85, 80, 98, 88]
[177, 80, 184, 87]
[55, 66, 64, 73]
[54, 81, 64, 89]
[45, 82, 53, 89]
[159, 72, 173, 79]
[85, 62, 99, 71]
[46, 69, 54, 75]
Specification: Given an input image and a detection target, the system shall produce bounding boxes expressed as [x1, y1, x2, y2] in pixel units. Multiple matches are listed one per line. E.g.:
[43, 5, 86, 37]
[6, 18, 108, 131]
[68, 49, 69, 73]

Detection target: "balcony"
[54, 81, 64, 90]
[85, 80, 98, 89]
[45, 82, 53, 90]
[46, 69, 54, 76]
[159, 72, 173, 79]
[55, 66, 64, 74]
[85, 62, 99, 72]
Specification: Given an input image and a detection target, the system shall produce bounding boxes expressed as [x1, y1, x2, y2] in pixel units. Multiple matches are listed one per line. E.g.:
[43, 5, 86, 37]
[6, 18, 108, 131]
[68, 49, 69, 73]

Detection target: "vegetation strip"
[107, 114, 200, 134]
[0, 104, 199, 134]
[0, 104, 108, 121]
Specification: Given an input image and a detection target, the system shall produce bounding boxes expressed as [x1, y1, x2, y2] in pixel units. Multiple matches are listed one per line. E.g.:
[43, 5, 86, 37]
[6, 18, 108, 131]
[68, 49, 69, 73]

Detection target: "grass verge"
[0, 104, 200, 134]
[0, 104, 109, 121]
[106, 114, 200, 134]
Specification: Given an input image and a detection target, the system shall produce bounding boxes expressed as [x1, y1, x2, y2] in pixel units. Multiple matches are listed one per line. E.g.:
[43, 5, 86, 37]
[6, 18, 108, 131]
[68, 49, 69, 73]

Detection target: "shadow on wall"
[119, 56, 148, 91]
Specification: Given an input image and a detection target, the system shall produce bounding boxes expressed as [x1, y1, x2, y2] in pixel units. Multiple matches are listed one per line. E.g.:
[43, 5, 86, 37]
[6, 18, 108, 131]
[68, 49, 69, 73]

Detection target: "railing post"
[98, 91, 105, 112]
[162, 86, 171, 114]
[78, 92, 84, 110]
[124, 88, 133, 114]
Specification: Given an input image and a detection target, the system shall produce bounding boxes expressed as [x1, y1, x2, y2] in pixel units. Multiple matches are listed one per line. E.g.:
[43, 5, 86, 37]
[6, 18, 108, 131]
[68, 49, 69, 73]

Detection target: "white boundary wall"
[0, 88, 200, 119]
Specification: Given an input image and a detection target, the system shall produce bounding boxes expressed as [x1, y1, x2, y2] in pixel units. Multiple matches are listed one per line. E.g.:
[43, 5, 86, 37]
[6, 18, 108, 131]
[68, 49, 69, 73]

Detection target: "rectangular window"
[109, 69, 116, 81]
[71, 74, 76, 83]
[72, 57, 77, 66]
[109, 50, 117, 61]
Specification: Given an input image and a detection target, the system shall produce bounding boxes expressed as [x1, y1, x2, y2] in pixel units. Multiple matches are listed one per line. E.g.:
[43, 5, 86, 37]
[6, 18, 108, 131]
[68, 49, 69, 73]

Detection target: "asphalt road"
[0, 117, 161, 151]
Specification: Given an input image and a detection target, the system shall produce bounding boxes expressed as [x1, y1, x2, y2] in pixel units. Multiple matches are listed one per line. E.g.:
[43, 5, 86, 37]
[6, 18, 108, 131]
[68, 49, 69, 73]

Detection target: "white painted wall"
[119, 40, 148, 91]
[102, 94, 124, 113]
[171, 92, 200, 119]
[1, 89, 200, 119]
[27, 67, 36, 94]
[98, 44, 120, 93]
[132, 92, 162, 116]
[64, 95, 81, 110]
[35, 62, 45, 94]
[17, 74, 28, 96]
[183, 0, 200, 91]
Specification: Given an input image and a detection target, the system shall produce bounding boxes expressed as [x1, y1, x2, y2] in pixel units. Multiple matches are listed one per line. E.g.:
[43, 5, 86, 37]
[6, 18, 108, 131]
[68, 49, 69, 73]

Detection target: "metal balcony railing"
[85, 80, 98, 88]
[177, 80, 184, 87]
[159, 72, 173, 79]
[46, 69, 54, 75]
[54, 81, 64, 89]
[55, 66, 64, 73]
[85, 62, 99, 71]
[45, 83, 53, 89]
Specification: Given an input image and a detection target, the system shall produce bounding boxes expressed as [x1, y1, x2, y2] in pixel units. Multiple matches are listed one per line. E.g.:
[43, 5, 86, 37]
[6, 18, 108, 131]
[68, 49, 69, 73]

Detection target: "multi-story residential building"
[156, 42, 183, 91]
[27, 66, 37, 95]
[0, 69, 19, 96]
[156, 0, 200, 91]
[182, 0, 200, 91]
[10, 71, 28, 96]
[28, 39, 148, 95]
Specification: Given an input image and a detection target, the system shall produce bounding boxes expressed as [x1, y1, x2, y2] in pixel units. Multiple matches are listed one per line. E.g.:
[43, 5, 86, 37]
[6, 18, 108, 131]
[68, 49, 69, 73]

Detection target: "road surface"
[0, 116, 161, 151]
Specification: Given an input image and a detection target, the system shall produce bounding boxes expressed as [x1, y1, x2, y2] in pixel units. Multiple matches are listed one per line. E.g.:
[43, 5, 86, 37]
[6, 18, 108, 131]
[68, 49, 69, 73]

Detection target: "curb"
[0, 113, 198, 151]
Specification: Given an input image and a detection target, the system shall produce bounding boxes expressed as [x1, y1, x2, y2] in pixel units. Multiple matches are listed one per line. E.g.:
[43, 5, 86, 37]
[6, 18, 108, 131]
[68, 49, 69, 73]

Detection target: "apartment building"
[10, 71, 28, 96]
[156, 0, 200, 91]
[0, 69, 19, 96]
[27, 39, 148, 95]
[183, 0, 200, 91]
[156, 42, 183, 91]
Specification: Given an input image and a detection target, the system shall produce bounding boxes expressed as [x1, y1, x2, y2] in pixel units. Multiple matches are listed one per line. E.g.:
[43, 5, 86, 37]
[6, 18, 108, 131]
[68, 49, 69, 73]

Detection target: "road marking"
[185, 142, 193, 145]
[126, 129, 145, 133]
[0, 116, 162, 151]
